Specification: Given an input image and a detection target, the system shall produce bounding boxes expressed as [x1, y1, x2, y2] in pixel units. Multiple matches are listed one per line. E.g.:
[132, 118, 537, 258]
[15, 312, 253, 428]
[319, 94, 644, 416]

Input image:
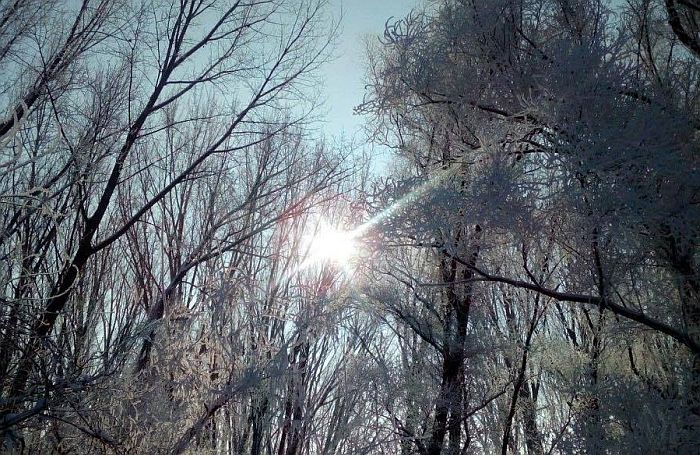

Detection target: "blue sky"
[320, 0, 421, 141]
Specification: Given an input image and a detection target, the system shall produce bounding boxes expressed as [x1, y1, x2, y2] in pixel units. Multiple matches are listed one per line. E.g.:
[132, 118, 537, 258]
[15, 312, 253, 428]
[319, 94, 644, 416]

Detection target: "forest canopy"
[0, 0, 699, 453]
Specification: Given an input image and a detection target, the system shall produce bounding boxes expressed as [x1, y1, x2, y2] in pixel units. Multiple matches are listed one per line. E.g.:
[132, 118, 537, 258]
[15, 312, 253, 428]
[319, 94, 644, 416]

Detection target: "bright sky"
[321, 0, 421, 141]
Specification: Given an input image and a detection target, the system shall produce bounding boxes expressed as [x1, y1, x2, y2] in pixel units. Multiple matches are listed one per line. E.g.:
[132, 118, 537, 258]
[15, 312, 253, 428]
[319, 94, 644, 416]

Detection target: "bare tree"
[360, 0, 700, 452]
[0, 0, 342, 449]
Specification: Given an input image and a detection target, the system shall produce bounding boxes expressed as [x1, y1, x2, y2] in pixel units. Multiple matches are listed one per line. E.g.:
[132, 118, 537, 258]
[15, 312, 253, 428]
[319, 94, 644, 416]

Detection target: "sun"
[307, 222, 358, 266]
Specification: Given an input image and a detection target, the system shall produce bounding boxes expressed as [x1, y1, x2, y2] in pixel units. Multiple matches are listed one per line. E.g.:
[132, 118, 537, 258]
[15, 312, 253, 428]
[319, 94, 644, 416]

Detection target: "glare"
[308, 222, 358, 265]
[299, 168, 454, 271]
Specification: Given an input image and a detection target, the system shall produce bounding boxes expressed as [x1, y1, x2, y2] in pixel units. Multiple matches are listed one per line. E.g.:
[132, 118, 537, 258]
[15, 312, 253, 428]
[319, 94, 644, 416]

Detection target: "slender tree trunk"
[428, 352, 460, 455]
[502, 294, 541, 455]
[429, 237, 478, 455]
[666, 239, 700, 416]
[519, 382, 543, 455]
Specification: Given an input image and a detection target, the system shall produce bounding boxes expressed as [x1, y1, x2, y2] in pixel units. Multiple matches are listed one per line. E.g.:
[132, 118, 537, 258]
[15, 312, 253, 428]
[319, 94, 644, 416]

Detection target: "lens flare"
[308, 222, 358, 265]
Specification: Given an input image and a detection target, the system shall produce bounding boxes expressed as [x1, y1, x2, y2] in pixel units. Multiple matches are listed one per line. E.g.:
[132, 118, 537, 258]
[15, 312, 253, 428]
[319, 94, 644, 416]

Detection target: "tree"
[361, 0, 700, 452]
[0, 0, 343, 450]
[1, 0, 698, 453]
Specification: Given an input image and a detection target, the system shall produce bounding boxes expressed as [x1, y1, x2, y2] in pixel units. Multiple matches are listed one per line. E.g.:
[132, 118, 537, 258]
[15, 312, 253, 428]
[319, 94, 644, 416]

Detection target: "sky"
[319, 0, 421, 141]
